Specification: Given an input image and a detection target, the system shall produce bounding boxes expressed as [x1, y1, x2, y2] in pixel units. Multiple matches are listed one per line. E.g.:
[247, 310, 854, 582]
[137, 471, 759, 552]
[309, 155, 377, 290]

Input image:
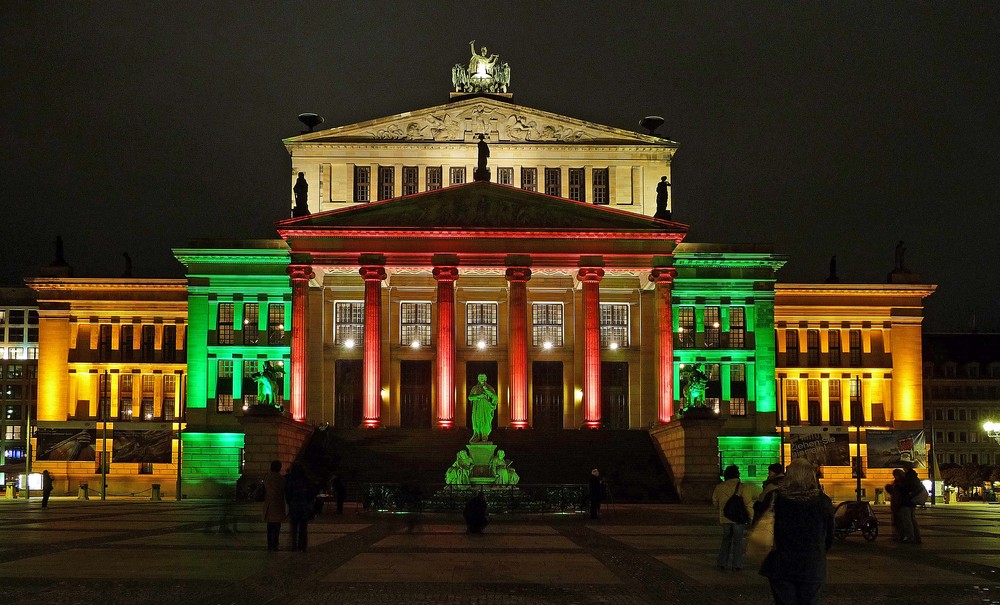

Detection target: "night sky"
[2, 2, 997, 331]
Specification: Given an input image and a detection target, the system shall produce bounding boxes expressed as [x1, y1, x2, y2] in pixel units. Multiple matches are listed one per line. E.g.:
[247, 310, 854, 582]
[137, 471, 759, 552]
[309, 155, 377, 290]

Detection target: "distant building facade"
[0, 288, 38, 476]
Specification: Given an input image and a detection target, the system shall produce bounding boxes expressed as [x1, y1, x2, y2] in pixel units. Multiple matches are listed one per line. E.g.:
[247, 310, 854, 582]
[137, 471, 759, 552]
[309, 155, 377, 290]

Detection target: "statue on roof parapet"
[292, 172, 311, 217]
[453, 41, 511, 95]
[654, 176, 671, 220]
[474, 134, 491, 182]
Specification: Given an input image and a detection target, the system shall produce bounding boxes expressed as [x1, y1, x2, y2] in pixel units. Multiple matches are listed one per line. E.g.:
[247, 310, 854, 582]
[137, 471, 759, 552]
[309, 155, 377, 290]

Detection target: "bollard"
[78, 483, 89, 500]
[150, 484, 161, 501]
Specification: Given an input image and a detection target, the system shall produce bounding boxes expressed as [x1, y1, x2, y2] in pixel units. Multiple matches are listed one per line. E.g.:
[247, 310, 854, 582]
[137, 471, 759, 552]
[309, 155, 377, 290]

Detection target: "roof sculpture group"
[452, 41, 511, 94]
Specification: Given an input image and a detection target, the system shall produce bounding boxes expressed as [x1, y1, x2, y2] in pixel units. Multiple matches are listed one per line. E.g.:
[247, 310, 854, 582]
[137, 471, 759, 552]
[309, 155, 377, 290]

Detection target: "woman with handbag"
[758, 458, 834, 605]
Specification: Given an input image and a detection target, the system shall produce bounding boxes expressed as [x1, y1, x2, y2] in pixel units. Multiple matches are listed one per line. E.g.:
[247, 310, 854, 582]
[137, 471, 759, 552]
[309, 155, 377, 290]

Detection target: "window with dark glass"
[98, 324, 113, 361]
[521, 167, 537, 192]
[467, 302, 498, 347]
[828, 330, 841, 366]
[785, 380, 800, 425]
[807, 330, 820, 366]
[426, 167, 442, 190]
[599, 303, 629, 348]
[704, 307, 720, 348]
[217, 303, 234, 345]
[807, 379, 822, 425]
[354, 165, 370, 202]
[497, 167, 513, 186]
[677, 306, 695, 348]
[267, 303, 284, 345]
[402, 166, 418, 195]
[242, 360, 259, 407]
[729, 364, 747, 416]
[705, 363, 722, 414]
[592, 168, 609, 204]
[99, 373, 112, 420]
[163, 324, 177, 362]
[400, 302, 431, 347]
[243, 303, 259, 345]
[544, 168, 561, 196]
[334, 302, 364, 346]
[141, 325, 155, 361]
[119, 374, 134, 420]
[120, 324, 134, 362]
[163, 374, 176, 421]
[449, 167, 466, 185]
[141, 375, 155, 420]
[829, 380, 842, 426]
[785, 330, 799, 364]
[8, 310, 24, 324]
[850, 379, 863, 425]
[849, 330, 862, 366]
[216, 360, 233, 413]
[568, 168, 585, 201]
[728, 307, 745, 348]
[377, 166, 394, 200]
[532, 303, 564, 347]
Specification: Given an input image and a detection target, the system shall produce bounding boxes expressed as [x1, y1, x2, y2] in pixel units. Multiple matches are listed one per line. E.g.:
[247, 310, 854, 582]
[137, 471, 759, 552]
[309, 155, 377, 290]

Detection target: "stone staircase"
[298, 426, 678, 503]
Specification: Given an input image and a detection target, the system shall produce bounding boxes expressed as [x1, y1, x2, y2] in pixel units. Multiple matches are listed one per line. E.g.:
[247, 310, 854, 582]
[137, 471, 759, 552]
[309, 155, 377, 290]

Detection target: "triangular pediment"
[284, 96, 675, 145]
[278, 182, 687, 234]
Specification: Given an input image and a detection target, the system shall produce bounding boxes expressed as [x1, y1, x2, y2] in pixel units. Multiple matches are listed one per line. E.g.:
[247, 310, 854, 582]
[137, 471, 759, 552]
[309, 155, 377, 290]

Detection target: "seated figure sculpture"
[445, 450, 473, 485]
[489, 449, 520, 485]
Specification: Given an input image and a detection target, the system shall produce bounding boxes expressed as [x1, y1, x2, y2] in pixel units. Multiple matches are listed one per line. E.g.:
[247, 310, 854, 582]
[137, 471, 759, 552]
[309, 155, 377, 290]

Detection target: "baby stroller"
[833, 500, 879, 541]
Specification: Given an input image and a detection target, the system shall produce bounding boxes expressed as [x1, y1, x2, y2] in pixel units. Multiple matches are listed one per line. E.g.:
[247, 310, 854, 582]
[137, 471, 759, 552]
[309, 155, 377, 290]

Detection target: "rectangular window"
[4, 385, 22, 400]
[426, 167, 442, 191]
[466, 302, 498, 347]
[216, 360, 234, 413]
[568, 168, 585, 202]
[532, 303, 564, 347]
[163, 324, 177, 362]
[785, 330, 799, 363]
[8, 327, 24, 342]
[120, 324, 134, 362]
[599, 303, 629, 348]
[354, 166, 370, 202]
[334, 302, 364, 346]
[849, 330, 862, 366]
[704, 307, 720, 348]
[267, 303, 285, 345]
[728, 307, 745, 348]
[243, 303, 259, 345]
[785, 380, 800, 426]
[705, 363, 722, 414]
[449, 166, 466, 185]
[521, 167, 537, 192]
[139, 462, 153, 475]
[217, 303, 234, 345]
[141, 325, 155, 362]
[163, 375, 176, 421]
[850, 379, 863, 425]
[118, 374, 134, 420]
[6, 364, 22, 379]
[829, 380, 842, 426]
[377, 165, 394, 200]
[400, 302, 431, 347]
[807, 330, 820, 366]
[592, 168, 609, 204]
[544, 167, 561, 196]
[99, 373, 112, 420]
[242, 360, 258, 408]
[497, 167, 513, 186]
[141, 374, 155, 420]
[808, 379, 822, 425]
[98, 324, 113, 361]
[4, 425, 21, 441]
[828, 330, 841, 366]
[8, 310, 25, 323]
[730, 364, 747, 416]
[402, 166, 418, 196]
[677, 306, 695, 348]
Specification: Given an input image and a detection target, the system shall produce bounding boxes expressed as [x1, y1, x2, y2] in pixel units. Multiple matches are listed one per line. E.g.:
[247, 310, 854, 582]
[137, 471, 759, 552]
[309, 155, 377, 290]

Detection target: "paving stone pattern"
[1, 498, 999, 604]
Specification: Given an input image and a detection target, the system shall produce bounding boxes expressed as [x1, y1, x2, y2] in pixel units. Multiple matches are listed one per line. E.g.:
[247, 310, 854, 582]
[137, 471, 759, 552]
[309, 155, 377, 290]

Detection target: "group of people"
[261, 460, 346, 552]
[885, 467, 924, 543]
[713, 460, 834, 605]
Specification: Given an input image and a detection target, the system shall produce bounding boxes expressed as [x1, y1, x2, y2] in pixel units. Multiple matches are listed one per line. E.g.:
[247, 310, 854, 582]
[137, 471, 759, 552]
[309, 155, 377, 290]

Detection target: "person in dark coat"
[754, 462, 785, 520]
[261, 460, 286, 551]
[588, 468, 605, 519]
[759, 458, 834, 605]
[332, 474, 346, 515]
[285, 461, 317, 552]
[41, 470, 54, 508]
[899, 467, 924, 544]
[885, 468, 906, 541]
[464, 491, 489, 534]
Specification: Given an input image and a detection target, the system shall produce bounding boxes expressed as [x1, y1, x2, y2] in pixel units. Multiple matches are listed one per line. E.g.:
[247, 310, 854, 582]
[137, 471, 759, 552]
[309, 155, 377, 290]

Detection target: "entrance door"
[532, 361, 564, 431]
[400, 360, 432, 428]
[334, 360, 363, 428]
[601, 361, 629, 429]
[465, 361, 498, 433]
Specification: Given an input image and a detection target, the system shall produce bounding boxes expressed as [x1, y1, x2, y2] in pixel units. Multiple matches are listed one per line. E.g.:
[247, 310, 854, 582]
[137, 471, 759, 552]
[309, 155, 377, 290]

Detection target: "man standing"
[589, 469, 605, 520]
[41, 470, 54, 508]
[262, 460, 286, 551]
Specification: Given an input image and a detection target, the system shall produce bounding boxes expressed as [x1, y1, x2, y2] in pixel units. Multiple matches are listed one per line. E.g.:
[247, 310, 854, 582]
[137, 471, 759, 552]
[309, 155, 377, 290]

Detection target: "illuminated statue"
[445, 450, 473, 485]
[680, 363, 709, 411]
[452, 43, 510, 94]
[468, 41, 498, 78]
[489, 449, 520, 485]
[468, 373, 498, 443]
[252, 361, 284, 409]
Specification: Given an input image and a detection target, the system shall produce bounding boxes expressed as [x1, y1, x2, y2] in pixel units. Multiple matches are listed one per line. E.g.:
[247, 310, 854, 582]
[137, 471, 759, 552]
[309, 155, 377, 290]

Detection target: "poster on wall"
[789, 427, 852, 467]
[35, 429, 98, 461]
[112, 430, 173, 463]
[867, 430, 927, 469]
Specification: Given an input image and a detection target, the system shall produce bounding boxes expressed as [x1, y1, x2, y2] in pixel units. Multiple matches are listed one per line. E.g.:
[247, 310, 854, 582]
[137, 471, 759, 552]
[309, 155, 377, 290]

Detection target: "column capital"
[287, 264, 315, 281]
[649, 267, 677, 284]
[577, 267, 605, 283]
[359, 265, 387, 282]
[505, 267, 532, 283]
[432, 266, 459, 282]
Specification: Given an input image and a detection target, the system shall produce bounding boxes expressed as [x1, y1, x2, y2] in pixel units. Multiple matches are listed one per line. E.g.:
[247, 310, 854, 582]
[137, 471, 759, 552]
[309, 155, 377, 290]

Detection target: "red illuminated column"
[360, 265, 387, 428]
[433, 266, 459, 428]
[506, 267, 531, 428]
[578, 267, 604, 429]
[650, 268, 678, 423]
[287, 264, 314, 422]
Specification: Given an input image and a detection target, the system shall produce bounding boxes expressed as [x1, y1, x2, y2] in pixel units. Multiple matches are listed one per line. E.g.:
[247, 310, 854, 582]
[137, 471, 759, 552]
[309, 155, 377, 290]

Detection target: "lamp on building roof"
[298, 113, 324, 133]
[639, 115, 665, 136]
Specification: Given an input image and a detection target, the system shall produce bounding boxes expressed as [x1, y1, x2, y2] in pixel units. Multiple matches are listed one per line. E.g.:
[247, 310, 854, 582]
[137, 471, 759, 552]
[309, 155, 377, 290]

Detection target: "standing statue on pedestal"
[252, 361, 285, 409]
[679, 363, 709, 412]
[474, 133, 491, 182]
[654, 176, 671, 220]
[292, 172, 311, 217]
[468, 373, 498, 443]
[894, 240, 906, 271]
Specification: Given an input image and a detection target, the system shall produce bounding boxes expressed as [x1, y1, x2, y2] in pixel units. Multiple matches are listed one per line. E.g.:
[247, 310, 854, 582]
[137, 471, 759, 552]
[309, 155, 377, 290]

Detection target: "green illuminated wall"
[181, 432, 245, 494]
[718, 436, 780, 481]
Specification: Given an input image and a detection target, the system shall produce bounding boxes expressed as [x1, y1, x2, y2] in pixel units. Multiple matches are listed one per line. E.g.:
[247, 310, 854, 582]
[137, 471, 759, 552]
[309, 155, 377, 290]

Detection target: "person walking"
[285, 461, 317, 552]
[588, 469, 605, 520]
[759, 458, 835, 605]
[261, 460, 286, 551]
[41, 470, 54, 508]
[712, 464, 757, 571]
[755, 462, 785, 519]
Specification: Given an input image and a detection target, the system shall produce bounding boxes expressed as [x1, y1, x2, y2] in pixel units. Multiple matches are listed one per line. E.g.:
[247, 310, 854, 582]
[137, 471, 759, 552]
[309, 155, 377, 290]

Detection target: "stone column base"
[650, 414, 725, 503]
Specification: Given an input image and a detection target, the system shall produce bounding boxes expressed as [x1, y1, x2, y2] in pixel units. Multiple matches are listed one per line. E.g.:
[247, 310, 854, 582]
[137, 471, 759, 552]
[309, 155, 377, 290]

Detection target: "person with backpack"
[712, 464, 758, 571]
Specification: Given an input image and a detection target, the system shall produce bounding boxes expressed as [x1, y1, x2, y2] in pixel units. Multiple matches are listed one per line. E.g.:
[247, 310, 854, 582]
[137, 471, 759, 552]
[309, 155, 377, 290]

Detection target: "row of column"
[287, 264, 677, 428]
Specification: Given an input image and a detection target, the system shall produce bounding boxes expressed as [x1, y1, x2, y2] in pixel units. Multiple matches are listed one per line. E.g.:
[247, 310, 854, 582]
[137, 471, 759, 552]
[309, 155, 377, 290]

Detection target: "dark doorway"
[601, 361, 629, 429]
[334, 360, 363, 428]
[465, 361, 498, 433]
[532, 361, 564, 431]
[400, 360, 432, 428]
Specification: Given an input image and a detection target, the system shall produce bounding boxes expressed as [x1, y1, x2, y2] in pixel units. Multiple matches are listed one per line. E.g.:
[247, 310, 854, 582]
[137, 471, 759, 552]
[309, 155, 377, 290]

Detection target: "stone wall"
[650, 413, 725, 503]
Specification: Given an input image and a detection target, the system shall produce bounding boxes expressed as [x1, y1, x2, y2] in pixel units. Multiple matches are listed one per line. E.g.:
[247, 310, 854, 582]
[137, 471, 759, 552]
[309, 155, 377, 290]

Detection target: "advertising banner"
[35, 428, 98, 461]
[112, 430, 173, 463]
[789, 426, 852, 467]
[867, 429, 927, 469]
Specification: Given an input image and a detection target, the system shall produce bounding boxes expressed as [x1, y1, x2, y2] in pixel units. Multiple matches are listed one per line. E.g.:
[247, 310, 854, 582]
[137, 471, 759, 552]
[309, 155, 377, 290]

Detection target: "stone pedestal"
[466, 443, 497, 484]
[238, 412, 314, 482]
[650, 412, 725, 503]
